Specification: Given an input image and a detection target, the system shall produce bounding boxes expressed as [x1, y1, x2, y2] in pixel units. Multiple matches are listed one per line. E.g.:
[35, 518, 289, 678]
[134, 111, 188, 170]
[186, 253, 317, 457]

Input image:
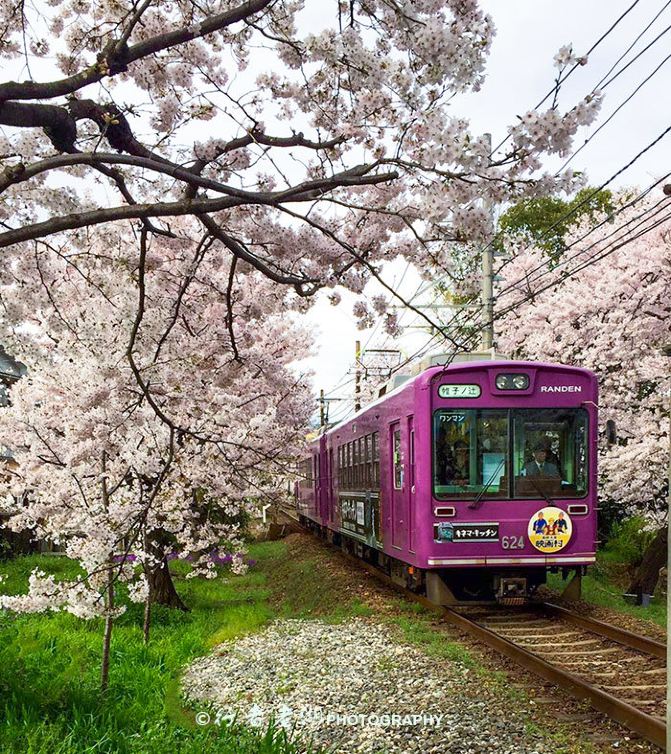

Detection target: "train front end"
[419, 361, 598, 605]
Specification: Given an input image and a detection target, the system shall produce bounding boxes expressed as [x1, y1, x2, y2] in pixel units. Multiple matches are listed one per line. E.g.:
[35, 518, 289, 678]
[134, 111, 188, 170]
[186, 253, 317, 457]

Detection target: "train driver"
[524, 442, 560, 477]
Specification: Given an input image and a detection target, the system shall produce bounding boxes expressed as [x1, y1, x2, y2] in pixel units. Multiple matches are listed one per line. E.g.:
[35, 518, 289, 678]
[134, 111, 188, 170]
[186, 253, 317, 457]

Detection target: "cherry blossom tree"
[0, 222, 313, 687]
[0, 0, 607, 685]
[0, 0, 601, 317]
[496, 196, 671, 595]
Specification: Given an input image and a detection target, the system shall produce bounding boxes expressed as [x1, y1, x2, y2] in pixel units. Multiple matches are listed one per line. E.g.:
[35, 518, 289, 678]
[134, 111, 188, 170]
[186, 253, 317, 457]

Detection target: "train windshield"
[433, 408, 588, 500]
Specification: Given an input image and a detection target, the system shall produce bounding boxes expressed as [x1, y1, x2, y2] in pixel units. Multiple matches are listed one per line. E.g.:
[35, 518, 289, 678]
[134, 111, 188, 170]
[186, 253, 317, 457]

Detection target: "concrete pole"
[319, 388, 325, 428]
[481, 133, 495, 352]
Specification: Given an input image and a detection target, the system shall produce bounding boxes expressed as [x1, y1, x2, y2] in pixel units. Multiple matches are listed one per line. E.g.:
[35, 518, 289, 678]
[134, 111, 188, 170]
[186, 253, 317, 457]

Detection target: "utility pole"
[481, 132, 495, 352]
[319, 388, 325, 428]
[354, 340, 361, 412]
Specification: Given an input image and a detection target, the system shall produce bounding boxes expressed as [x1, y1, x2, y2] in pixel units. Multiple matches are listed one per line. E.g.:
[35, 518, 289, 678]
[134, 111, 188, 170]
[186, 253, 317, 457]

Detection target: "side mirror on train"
[605, 419, 617, 448]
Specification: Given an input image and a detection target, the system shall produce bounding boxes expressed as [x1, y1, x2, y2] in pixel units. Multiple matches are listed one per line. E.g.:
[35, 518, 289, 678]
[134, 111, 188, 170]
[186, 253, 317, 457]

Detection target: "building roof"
[0, 345, 25, 381]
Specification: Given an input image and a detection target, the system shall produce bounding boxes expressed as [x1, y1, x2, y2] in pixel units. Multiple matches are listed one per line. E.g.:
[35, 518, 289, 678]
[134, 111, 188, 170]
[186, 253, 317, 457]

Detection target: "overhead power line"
[491, 0, 644, 154]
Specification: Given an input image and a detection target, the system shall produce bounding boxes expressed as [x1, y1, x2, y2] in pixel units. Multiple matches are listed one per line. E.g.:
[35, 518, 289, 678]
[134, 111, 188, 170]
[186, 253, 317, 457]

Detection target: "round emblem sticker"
[528, 507, 572, 553]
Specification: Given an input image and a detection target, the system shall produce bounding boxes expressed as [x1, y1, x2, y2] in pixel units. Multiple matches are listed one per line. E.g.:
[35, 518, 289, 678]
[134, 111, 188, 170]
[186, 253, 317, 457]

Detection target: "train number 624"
[501, 535, 524, 549]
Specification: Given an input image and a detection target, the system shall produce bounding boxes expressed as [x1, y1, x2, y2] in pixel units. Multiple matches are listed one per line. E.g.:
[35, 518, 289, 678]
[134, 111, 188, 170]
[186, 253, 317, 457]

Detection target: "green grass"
[8, 536, 646, 754]
[0, 544, 324, 754]
[547, 556, 667, 628]
[385, 600, 478, 668]
[259, 542, 373, 623]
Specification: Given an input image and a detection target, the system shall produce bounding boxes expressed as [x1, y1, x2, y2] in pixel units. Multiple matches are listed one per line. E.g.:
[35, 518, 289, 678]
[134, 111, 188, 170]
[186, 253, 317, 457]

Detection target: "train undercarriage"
[298, 514, 586, 606]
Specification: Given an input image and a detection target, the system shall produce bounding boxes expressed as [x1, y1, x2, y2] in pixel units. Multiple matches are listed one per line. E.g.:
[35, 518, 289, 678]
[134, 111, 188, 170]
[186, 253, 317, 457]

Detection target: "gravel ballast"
[182, 618, 555, 754]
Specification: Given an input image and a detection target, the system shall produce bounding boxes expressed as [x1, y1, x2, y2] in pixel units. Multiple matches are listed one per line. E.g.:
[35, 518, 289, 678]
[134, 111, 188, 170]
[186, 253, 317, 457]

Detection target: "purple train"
[296, 356, 598, 604]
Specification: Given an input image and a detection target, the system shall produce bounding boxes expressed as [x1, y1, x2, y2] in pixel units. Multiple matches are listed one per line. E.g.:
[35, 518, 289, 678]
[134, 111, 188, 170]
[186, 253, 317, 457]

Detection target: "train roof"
[321, 358, 596, 440]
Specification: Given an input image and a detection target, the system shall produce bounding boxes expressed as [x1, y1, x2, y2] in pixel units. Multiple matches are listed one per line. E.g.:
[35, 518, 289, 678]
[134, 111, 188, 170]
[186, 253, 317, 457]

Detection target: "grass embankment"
[1, 535, 636, 754]
[547, 518, 667, 628]
[547, 556, 667, 628]
[0, 538, 482, 754]
[0, 543, 320, 754]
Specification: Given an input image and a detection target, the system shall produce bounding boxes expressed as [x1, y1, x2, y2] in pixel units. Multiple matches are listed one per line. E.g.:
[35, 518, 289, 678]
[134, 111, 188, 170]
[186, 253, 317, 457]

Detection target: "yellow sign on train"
[527, 506, 572, 553]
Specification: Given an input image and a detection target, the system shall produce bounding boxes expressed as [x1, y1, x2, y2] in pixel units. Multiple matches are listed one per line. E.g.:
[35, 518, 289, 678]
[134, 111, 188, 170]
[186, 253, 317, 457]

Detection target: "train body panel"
[297, 360, 598, 601]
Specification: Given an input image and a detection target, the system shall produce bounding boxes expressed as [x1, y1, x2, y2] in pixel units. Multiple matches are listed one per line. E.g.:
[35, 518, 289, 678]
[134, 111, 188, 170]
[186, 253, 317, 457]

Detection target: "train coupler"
[496, 577, 528, 605]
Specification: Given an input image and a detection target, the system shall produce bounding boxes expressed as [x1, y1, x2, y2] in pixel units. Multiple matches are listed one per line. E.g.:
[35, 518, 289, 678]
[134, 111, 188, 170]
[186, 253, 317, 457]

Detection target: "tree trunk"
[627, 526, 668, 597]
[143, 595, 151, 644]
[101, 567, 114, 692]
[147, 557, 188, 611]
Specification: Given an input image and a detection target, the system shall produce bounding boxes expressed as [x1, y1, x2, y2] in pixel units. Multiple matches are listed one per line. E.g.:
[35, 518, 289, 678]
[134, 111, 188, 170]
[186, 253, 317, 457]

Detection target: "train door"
[327, 446, 334, 523]
[408, 416, 416, 553]
[313, 453, 320, 520]
[390, 421, 406, 550]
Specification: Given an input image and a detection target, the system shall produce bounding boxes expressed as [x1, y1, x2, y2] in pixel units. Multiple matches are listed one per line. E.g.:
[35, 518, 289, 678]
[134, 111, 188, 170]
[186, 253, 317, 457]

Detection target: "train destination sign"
[438, 384, 481, 399]
[434, 522, 499, 543]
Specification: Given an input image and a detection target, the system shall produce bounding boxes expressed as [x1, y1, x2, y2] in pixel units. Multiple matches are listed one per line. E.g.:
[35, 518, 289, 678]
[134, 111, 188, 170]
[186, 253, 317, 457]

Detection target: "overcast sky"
[300, 0, 671, 424]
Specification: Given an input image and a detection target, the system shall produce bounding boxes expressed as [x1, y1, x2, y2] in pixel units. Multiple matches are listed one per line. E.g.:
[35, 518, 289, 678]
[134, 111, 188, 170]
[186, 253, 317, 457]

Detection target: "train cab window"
[512, 408, 588, 498]
[433, 409, 509, 499]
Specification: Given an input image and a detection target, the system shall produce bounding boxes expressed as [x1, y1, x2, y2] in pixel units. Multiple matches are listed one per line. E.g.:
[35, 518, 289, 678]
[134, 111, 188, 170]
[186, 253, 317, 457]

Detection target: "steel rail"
[540, 601, 666, 660]
[439, 608, 666, 750]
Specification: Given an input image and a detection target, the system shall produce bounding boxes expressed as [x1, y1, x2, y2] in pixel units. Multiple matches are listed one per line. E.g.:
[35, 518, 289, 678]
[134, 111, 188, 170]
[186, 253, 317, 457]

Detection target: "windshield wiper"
[528, 476, 555, 506]
[468, 458, 505, 510]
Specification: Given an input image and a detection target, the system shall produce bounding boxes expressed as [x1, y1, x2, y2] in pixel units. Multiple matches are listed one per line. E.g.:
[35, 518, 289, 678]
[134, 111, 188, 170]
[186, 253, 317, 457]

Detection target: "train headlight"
[512, 374, 529, 389]
[495, 374, 511, 390]
[495, 373, 529, 390]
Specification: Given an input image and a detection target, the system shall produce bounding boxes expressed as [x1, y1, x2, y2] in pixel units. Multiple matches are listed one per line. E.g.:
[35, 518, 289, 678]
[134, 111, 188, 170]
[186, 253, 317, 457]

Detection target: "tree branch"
[225, 255, 241, 362]
[198, 213, 317, 287]
[0, 0, 274, 103]
[0, 167, 398, 248]
[0, 101, 77, 152]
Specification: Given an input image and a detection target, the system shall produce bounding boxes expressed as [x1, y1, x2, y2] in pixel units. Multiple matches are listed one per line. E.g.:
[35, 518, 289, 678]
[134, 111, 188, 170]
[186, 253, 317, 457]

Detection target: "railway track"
[274, 506, 667, 749]
[444, 605, 666, 749]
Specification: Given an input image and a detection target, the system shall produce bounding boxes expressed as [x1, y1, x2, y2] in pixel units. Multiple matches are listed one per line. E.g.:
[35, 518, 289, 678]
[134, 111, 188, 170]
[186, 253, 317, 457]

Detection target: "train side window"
[343, 443, 348, 489]
[362, 436, 366, 487]
[392, 428, 402, 489]
[347, 442, 352, 489]
[364, 434, 372, 489]
[329, 448, 334, 497]
[362, 437, 366, 487]
[372, 432, 380, 487]
[356, 438, 363, 490]
[355, 438, 360, 488]
[353, 438, 359, 488]
[301, 458, 312, 489]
